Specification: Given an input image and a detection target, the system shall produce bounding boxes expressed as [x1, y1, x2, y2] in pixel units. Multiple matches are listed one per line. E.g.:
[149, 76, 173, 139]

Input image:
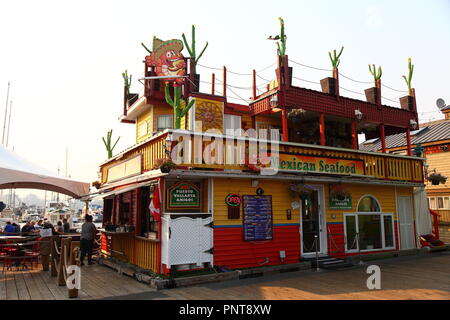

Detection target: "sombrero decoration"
[151, 38, 184, 60]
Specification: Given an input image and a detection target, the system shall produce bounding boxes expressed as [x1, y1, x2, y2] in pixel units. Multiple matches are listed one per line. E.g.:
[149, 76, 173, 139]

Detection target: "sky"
[0, 0, 449, 200]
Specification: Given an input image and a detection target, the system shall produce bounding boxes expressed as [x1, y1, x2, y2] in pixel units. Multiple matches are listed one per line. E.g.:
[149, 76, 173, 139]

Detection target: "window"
[344, 195, 395, 252]
[429, 197, 436, 209]
[444, 197, 450, 209]
[157, 115, 173, 131]
[438, 197, 444, 209]
[224, 114, 241, 136]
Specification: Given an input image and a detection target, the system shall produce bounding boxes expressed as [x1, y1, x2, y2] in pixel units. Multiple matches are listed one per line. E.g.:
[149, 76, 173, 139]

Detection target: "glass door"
[301, 189, 326, 255]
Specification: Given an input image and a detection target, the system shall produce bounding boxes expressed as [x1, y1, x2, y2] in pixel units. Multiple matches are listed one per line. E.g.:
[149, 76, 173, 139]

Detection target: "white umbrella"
[0, 145, 89, 198]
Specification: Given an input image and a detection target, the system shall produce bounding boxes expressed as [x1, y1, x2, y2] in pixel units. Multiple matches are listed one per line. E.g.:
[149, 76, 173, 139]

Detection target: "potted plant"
[268, 17, 292, 86]
[122, 70, 138, 107]
[400, 57, 415, 111]
[427, 171, 447, 185]
[92, 181, 101, 190]
[182, 25, 209, 92]
[365, 64, 382, 104]
[154, 158, 176, 173]
[321, 46, 344, 95]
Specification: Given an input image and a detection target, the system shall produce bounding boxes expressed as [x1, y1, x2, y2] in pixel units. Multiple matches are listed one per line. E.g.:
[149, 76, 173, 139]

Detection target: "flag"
[149, 184, 161, 222]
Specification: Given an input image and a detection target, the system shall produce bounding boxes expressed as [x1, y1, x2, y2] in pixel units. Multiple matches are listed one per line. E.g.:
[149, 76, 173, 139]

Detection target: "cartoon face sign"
[148, 39, 186, 85]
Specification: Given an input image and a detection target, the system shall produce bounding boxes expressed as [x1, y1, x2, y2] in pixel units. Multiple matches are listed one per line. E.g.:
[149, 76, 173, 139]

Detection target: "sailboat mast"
[2, 81, 10, 145]
[6, 100, 12, 147]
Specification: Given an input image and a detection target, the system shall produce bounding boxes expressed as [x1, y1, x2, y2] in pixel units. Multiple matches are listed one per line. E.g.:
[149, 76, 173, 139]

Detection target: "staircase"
[303, 256, 354, 270]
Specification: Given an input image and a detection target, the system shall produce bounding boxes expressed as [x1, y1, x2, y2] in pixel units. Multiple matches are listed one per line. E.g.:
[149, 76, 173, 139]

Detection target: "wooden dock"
[0, 263, 154, 300]
[1, 251, 449, 300]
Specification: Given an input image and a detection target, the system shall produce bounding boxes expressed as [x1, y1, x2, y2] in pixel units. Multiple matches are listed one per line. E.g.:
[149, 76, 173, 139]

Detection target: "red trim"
[406, 127, 412, 156]
[223, 66, 227, 99]
[380, 123, 386, 153]
[157, 177, 164, 274]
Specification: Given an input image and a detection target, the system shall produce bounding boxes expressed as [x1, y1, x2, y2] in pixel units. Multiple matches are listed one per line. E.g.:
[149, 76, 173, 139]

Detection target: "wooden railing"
[100, 132, 168, 184]
[100, 129, 424, 184]
[103, 232, 159, 273]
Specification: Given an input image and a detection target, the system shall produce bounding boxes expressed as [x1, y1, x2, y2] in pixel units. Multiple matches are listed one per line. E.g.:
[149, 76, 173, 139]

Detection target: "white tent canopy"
[0, 145, 90, 199]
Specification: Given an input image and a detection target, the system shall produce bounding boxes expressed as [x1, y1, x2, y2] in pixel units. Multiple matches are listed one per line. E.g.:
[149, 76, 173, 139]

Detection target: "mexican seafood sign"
[271, 153, 365, 176]
[147, 38, 187, 85]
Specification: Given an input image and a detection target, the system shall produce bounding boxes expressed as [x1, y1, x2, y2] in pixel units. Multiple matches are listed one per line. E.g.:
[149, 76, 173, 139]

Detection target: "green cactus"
[164, 83, 195, 129]
[141, 42, 152, 54]
[182, 25, 209, 74]
[402, 57, 414, 96]
[368, 64, 382, 87]
[328, 46, 344, 77]
[276, 17, 287, 59]
[122, 70, 132, 95]
[102, 129, 120, 159]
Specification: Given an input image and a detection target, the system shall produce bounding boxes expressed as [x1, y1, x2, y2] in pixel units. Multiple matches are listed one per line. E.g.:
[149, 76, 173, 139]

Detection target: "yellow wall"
[255, 114, 282, 128]
[136, 110, 151, 144]
[425, 152, 450, 191]
[213, 179, 415, 226]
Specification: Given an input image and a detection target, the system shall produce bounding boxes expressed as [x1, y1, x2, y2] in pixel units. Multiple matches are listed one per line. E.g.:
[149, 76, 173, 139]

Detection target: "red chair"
[23, 241, 40, 269]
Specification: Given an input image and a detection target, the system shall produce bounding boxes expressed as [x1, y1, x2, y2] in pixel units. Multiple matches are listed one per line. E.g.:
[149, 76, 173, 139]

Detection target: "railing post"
[314, 234, 320, 272]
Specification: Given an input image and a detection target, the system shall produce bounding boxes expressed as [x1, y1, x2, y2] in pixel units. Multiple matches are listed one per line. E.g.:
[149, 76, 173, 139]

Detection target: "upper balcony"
[99, 129, 424, 187]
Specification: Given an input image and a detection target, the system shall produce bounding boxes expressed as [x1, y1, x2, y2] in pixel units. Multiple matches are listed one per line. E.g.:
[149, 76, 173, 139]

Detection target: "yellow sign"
[271, 153, 365, 175]
[107, 155, 142, 183]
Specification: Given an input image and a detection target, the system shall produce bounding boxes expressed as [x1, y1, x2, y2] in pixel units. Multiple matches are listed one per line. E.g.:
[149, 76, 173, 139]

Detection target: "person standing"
[62, 218, 70, 233]
[3, 221, 15, 233]
[56, 221, 64, 233]
[80, 215, 97, 266]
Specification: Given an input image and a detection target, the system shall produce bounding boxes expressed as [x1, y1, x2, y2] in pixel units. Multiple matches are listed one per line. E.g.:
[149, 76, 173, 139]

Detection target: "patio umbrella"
[0, 145, 89, 198]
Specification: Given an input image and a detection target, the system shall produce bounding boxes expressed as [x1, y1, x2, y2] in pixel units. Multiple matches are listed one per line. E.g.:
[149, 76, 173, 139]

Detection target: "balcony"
[99, 129, 424, 186]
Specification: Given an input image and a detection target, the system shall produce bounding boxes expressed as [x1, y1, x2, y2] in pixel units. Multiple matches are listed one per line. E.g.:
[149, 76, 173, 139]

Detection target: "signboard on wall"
[270, 153, 365, 176]
[107, 155, 142, 183]
[167, 182, 201, 210]
[329, 184, 352, 209]
[242, 195, 273, 241]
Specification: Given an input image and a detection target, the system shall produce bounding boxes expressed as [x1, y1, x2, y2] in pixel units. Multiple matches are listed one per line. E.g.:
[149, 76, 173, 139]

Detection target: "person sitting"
[21, 221, 34, 234]
[3, 221, 15, 233]
[56, 221, 64, 233]
[34, 220, 43, 230]
[12, 223, 20, 233]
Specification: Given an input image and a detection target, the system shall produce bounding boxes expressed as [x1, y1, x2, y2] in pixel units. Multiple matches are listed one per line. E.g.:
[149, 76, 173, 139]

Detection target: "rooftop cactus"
[402, 57, 414, 96]
[182, 25, 208, 74]
[328, 46, 344, 77]
[368, 64, 382, 87]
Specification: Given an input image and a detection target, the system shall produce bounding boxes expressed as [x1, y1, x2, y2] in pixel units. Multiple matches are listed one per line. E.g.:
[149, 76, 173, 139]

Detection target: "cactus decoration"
[141, 42, 152, 54]
[368, 64, 382, 87]
[164, 83, 195, 129]
[328, 46, 344, 77]
[102, 129, 120, 159]
[182, 25, 209, 74]
[402, 57, 414, 96]
[267, 17, 287, 63]
[122, 70, 132, 96]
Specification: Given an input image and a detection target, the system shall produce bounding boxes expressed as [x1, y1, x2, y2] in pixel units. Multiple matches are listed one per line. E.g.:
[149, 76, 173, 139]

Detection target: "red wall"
[213, 225, 300, 269]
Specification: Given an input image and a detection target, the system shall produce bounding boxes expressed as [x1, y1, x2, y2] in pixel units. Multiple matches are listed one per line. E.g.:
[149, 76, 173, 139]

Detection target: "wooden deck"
[1, 251, 449, 300]
[0, 263, 154, 300]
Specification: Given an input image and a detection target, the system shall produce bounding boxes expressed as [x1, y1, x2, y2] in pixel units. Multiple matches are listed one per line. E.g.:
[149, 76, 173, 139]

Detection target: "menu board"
[242, 195, 273, 241]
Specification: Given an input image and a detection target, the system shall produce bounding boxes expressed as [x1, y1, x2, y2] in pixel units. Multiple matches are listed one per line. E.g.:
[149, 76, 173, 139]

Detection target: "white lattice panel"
[163, 216, 212, 267]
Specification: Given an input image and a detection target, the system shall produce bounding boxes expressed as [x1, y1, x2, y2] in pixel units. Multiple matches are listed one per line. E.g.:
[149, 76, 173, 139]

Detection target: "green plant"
[102, 129, 120, 159]
[182, 25, 208, 74]
[154, 158, 176, 172]
[427, 171, 447, 184]
[268, 18, 287, 65]
[164, 83, 195, 129]
[368, 64, 382, 87]
[122, 70, 132, 95]
[141, 42, 152, 54]
[402, 57, 414, 96]
[328, 46, 344, 77]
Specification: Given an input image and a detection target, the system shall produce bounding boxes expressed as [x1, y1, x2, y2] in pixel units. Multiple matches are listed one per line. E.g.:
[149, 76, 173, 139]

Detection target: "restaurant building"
[361, 104, 450, 243]
[94, 35, 427, 274]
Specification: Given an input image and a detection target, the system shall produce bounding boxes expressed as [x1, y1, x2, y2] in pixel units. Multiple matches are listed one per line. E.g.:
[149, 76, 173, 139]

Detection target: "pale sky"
[1, 0, 449, 200]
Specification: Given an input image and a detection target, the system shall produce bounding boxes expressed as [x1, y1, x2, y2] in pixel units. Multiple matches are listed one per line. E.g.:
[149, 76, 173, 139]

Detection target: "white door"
[300, 185, 327, 256]
[398, 195, 416, 250]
